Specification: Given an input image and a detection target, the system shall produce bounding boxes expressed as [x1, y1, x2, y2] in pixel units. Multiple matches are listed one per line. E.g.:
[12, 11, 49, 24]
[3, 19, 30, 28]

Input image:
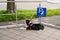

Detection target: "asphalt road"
[41, 16, 60, 25]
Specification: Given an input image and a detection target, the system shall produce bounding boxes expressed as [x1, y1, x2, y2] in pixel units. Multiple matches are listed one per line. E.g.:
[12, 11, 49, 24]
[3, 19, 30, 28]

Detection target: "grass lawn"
[0, 9, 60, 21]
[47, 9, 60, 16]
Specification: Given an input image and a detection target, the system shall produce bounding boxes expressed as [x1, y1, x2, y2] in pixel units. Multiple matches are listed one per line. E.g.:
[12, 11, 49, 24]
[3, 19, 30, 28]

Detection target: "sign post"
[37, 6, 46, 24]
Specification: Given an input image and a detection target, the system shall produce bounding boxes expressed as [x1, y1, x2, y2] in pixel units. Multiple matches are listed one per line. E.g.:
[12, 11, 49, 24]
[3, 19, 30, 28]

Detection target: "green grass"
[17, 9, 60, 16]
[0, 10, 7, 14]
[0, 9, 60, 21]
[47, 9, 60, 16]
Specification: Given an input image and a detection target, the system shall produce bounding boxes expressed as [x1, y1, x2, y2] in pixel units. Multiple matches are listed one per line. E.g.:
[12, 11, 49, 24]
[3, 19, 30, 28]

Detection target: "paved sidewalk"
[0, 26, 60, 40]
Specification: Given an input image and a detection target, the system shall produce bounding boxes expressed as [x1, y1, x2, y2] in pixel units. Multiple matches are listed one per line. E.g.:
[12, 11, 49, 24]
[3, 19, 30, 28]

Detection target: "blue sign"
[37, 7, 46, 17]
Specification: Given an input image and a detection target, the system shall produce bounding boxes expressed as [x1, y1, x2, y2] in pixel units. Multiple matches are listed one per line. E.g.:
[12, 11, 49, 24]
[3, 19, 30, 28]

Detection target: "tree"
[7, 0, 16, 13]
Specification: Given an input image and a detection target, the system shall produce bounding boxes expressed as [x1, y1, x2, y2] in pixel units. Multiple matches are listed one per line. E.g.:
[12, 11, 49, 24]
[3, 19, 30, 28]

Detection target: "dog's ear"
[26, 20, 30, 25]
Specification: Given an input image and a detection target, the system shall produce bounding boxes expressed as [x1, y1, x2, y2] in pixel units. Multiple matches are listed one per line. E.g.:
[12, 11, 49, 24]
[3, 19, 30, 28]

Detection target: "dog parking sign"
[37, 7, 46, 17]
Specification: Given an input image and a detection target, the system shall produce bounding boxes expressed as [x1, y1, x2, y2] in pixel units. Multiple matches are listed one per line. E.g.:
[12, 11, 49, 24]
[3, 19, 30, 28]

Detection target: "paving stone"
[0, 26, 60, 40]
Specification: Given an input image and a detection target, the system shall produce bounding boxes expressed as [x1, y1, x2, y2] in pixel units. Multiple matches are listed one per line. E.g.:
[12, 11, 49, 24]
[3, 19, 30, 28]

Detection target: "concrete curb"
[42, 22, 60, 30]
[0, 22, 60, 29]
[0, 24, 26, 29]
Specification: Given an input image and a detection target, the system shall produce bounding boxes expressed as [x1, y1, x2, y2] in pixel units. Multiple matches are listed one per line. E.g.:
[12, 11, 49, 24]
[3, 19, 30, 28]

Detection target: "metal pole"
[15, 4, 18, 27]
[39, 17, 41, 24]
[39, 3, 42, 24]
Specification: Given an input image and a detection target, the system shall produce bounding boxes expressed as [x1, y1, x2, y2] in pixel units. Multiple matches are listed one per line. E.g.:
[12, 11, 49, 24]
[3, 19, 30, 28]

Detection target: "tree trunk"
[7, 0, 16, 13]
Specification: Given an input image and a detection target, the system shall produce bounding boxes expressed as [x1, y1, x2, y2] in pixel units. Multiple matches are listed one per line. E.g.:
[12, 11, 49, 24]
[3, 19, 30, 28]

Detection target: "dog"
[26, 20, 44, 30]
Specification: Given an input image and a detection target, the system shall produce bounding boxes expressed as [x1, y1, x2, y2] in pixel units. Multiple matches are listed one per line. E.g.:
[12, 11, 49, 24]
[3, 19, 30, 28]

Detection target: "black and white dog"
[26, 20, 44, 30]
